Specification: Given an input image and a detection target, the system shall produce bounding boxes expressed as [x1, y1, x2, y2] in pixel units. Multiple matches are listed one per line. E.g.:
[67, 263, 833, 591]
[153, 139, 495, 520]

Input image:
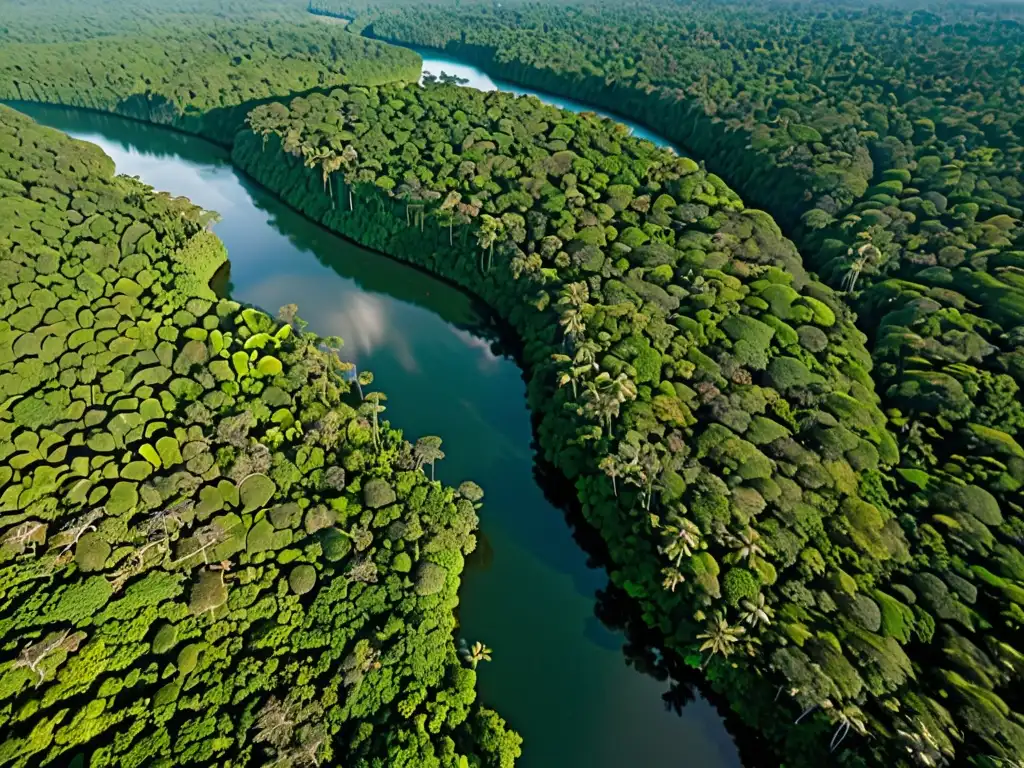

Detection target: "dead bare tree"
[145, 501, 192, 545]
[1, 520, 48, 555]
[287, 725, 328, 767]
[344, 557, 378, 584]
[254, 696, 297, 751]
[52, 509, 104, 558]
[108, 538, 169, 592]
[13, 629, 84, 686]
[171, 523, 231, 567]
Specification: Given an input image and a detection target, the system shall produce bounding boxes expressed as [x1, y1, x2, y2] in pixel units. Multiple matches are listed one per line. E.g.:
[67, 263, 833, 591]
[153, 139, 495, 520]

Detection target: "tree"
[551, 352, 590, 399]
[740, 593, 774, 627]
[697, 613, 746, 667]
[321, 151, 344, 208]
[440, 190, 462, 245]
[596, 371, 637, 406]
[414, 436, 445, 481]
[726, 526, 766, 566]
[302, 144, 332, 200]
[599, 455, 622, 497]
[189, 568, 228, 615]
[662, 567, 685, 592]
[660, 518, 702, 566]
[363, 392, 387, 448]
[842, 240, 880, 293]
[459, 639, 493, 669]
[340, 144, 359, 210]
[254, 696, 296, 751]
[14, 629, 82, 686]
[558, 281, 590, 310]
[573, 339, 601, 370]
[52, 509, 103, 559]
[476, 214, 504, 273]
[559, 306, 586, 343]
[1, 520, 47, 555]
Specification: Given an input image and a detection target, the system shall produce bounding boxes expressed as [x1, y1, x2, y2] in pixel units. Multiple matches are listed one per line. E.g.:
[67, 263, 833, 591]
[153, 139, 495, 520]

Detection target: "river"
[11, 53, 740, 768]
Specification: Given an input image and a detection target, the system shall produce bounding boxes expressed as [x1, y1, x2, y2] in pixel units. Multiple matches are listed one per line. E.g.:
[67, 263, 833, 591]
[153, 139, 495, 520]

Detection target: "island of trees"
[2, 1, 1023, 767]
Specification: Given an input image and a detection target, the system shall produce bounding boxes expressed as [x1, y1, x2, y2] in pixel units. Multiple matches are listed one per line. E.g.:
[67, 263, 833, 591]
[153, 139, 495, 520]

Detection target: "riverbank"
[13, 100, 745, 768]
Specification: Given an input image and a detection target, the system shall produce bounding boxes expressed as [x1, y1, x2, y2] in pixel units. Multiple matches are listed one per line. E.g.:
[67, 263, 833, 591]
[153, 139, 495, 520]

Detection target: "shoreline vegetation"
[1, 0, 1022, 766]
[0, 37, 520, 768]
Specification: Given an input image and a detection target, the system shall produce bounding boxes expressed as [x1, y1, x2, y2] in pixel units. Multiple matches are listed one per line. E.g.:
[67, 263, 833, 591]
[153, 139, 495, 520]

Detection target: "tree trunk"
[449, 221, 453, 245]
[349, 187, 353, 211]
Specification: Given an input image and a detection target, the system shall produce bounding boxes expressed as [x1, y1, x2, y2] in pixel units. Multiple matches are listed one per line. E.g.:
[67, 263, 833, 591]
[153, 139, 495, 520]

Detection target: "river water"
[11, 53, 739, 768]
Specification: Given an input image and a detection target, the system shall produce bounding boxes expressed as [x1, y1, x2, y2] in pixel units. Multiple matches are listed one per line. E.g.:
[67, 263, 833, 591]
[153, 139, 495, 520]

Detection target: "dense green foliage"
[0, 104, 519, 767]
[5, 0, 1024, 765]
[238, 80, 976, 767]
[294, 2, 1024, 763]
[0, 0, 421, 143]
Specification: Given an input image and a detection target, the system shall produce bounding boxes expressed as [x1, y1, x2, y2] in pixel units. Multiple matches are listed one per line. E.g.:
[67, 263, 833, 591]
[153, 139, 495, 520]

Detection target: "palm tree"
[661, 567, 685, 593]
[414, 436, 445, 481]
[726, 526, 766, 566]
[440, 190, 462, 245]
[458, 639, 493, 669]
[637, 442, 661, 510]
[282, 129, 303, 158]
[660, 518, 701, 566]
[842, 240, 880, 293]
[739, 593, 774, 627]
[573, 339, 601, 371]
[321, 151, 344, 209]
[340, 145, 359, 210]
[583, 382, 620, 434]
[599, 455, 622, 497]
[593, 392, 621, 435]
[596, 371, 637, 405]
[363, 392, 387, 448]
[475, 214, 503, 273]
[551, 353, 590, 399]
[697, 613, 745, 667]
[829, 705, 868, 753]
[558, 281, 590, 310]
[302, 144, 330, 184]
[559, 306, 586, 342]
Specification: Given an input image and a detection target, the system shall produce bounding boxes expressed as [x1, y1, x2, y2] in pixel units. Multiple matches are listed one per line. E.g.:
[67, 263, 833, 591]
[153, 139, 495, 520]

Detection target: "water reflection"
[416, 48, 679, 150]
[13, 99, 743, 768]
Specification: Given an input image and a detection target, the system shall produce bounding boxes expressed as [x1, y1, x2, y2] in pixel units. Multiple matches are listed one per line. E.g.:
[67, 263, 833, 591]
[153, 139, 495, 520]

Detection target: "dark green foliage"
[0, 0, 421, 144]
[235, 15, 1024, 762]
[9, 0, 1024, 762]
[0, 104, 517, 767]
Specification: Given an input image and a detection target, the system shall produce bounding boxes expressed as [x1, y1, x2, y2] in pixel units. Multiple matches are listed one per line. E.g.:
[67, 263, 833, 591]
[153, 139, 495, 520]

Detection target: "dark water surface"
[13, 98, 740, 768]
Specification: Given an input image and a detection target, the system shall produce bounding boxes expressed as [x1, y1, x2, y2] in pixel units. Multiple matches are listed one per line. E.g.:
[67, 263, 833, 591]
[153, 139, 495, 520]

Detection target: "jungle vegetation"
[236, 66, 1024, 767]
[2, 0, 1023, 767]
[0, 104, 520, 767]
[0, 0, 421, 144]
